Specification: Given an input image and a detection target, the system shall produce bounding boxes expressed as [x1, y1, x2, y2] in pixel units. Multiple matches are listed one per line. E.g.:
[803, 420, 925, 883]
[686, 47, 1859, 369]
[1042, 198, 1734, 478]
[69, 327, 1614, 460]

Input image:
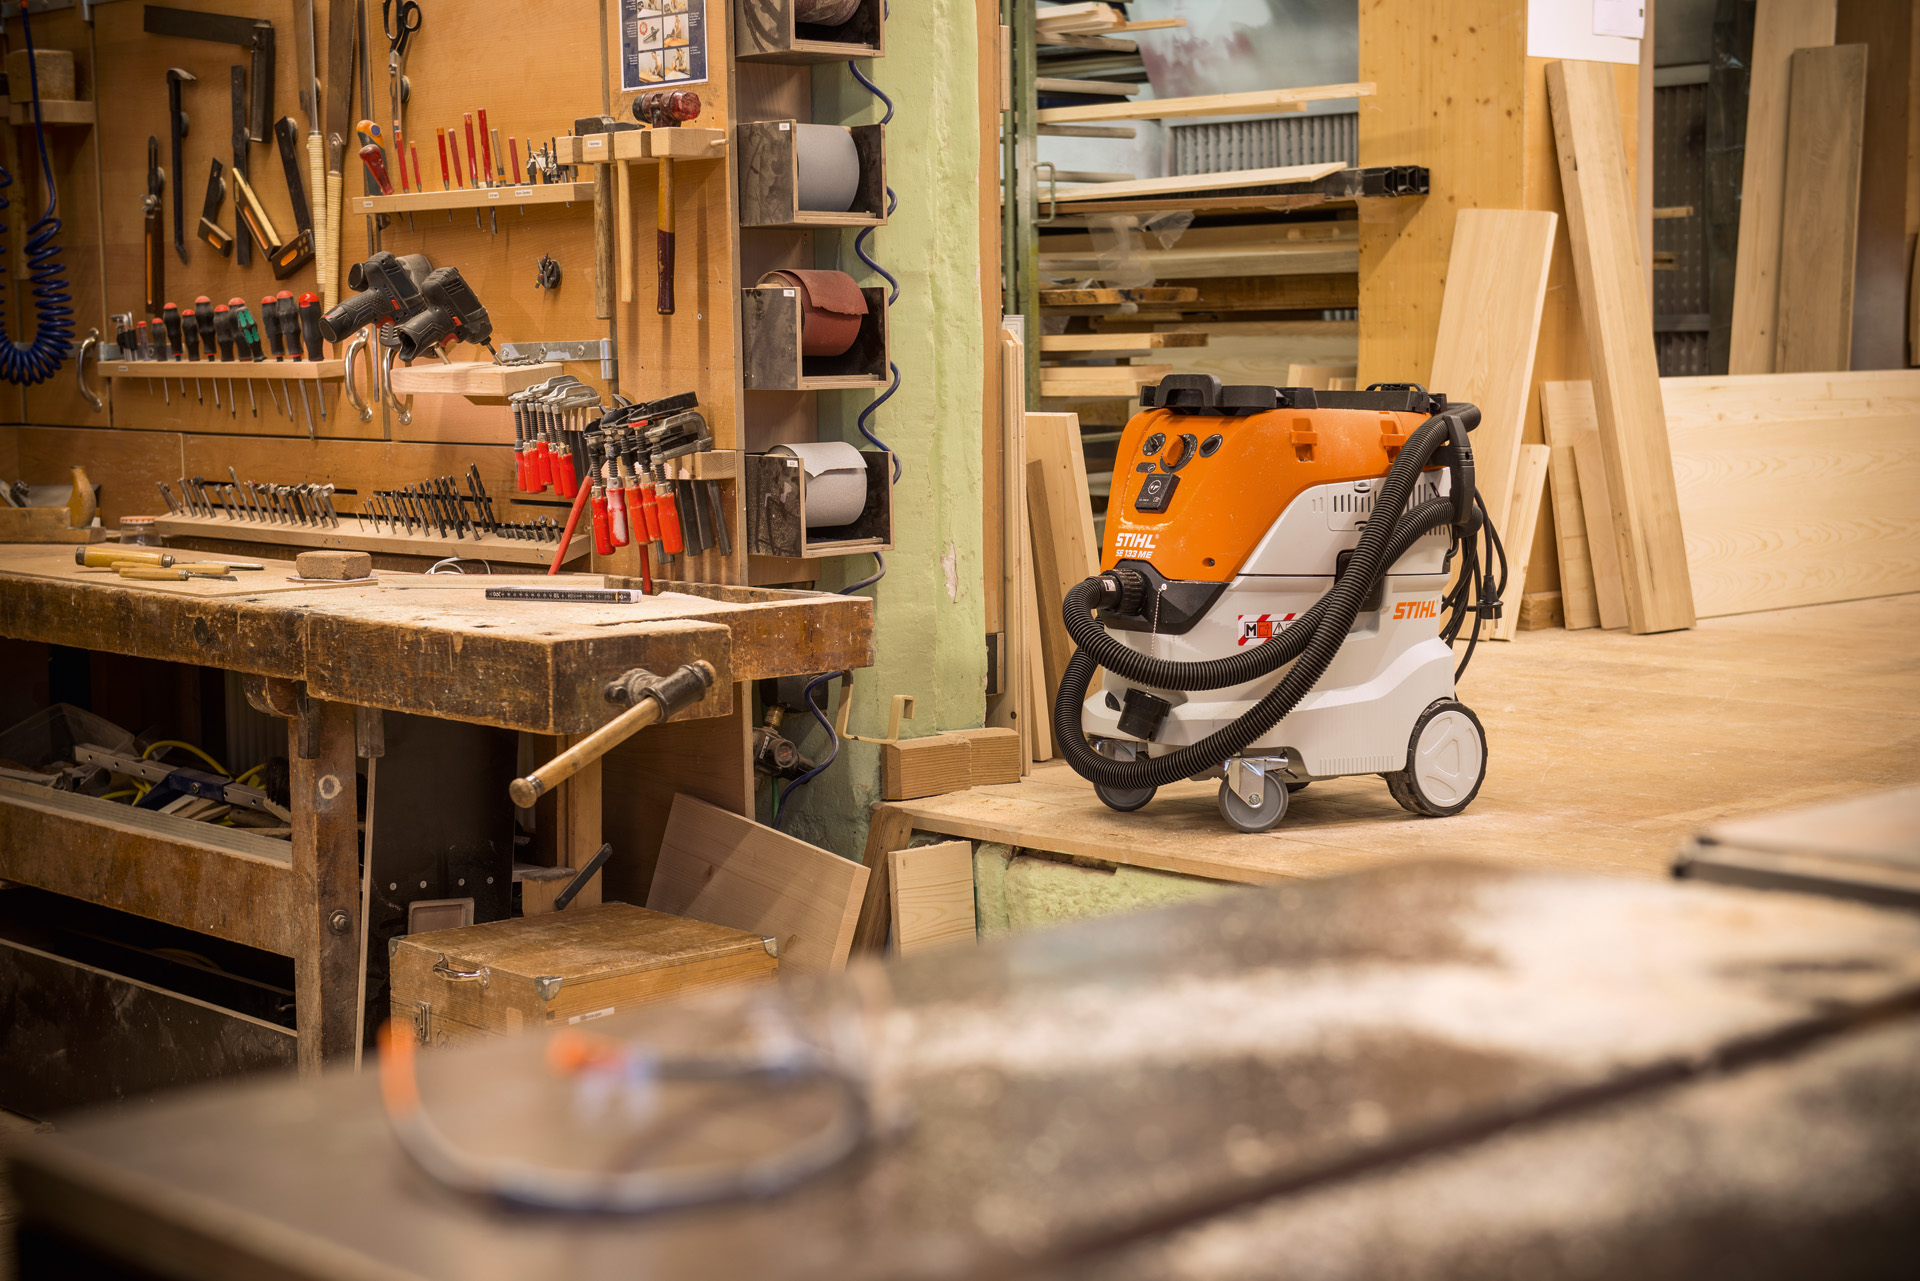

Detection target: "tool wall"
[0, 0, 897, 588]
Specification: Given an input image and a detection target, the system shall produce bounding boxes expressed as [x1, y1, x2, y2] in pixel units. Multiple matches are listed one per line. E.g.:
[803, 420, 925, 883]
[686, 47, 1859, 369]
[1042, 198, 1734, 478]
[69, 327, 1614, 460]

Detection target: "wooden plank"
[1038, 287, 1198, 306]
[1427, 210, 1557, 553]
[386, 361, 565, 400]
[1573, 436, 1630, 630]
[1730, 0, 1840, 375]
[887, 842, 977, 956]
[1023, 542, 1054, 763]
[1037, 85, 1374, 125]
[1047, 162, 1347, 200]
[1547, 59, 1696, 635]
[290, 700, 359, 1072]
[989, 323, 1031, 768]
[1040, 333, 1208, 357]
[1155, 274, 1358, 314]
[1039, 366, 1171, 397]
[881, 736, 974, 801]
[1285, 363, 1358, 391]
[1491, 445, 1551, 642]
[646, 794, 868, 976]
[1033, 77, 1139, 97]
[851, 804, 919, 954]
[0, 778, 292, 955]
[1546, 444, 1601, 630]
[1774, 44, 1869, 373]
[1835, 0, 1916, 371]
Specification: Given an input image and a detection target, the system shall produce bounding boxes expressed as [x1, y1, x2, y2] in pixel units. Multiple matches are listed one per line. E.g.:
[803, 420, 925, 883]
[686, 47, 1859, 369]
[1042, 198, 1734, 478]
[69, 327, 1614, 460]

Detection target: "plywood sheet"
[887, 841, 976, 956]
[1729, 0, 1840, 375]
[1774, 44, 1869, 373]
[1025, 411, 1098, 703]
[647, 794, 867, 976]
[1428, 210, 1557, 550]
[1546, 60, 1695, 634]
[1548, 372, 1920, 620]
[1546, 444, 1600, 630]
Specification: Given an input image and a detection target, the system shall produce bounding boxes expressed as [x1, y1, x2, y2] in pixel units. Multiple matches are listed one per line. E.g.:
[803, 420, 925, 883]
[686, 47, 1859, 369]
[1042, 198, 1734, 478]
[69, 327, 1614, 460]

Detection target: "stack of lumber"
[1035, 3, 1180, 38]
[1545, 371, 1920, 627]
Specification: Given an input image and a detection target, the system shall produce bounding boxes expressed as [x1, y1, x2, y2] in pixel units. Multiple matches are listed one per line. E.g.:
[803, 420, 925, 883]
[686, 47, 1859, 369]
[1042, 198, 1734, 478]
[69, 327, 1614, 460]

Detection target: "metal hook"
[75, 328, 103, 413]
[343, 329, 374, 422]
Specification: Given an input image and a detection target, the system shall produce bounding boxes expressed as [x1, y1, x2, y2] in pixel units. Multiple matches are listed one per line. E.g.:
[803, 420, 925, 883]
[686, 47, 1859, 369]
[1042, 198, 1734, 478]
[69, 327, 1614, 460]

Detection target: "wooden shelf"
[386, 361, 563, 401]
[745, 451, 892, 559]
[104, 359, 344, 381]
[152, 514, 589, 568]
[737, 0, 885, 63]
[354, 182, 594, 217]
[738, 121, 887, 229]
[8, 99, 93, 127]
[559, 127, 727, 166]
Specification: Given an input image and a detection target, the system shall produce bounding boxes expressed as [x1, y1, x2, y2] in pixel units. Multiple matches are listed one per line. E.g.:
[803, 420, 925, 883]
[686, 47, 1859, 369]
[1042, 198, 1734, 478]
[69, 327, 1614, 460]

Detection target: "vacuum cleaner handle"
[1431, 402, 1480, 531]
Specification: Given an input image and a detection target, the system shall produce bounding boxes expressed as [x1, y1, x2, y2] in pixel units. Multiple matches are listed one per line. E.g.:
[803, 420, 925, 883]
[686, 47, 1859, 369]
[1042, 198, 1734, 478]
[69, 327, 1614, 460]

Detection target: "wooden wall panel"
[1774, 44, 1869, 373]
[6, 426, 184, 524]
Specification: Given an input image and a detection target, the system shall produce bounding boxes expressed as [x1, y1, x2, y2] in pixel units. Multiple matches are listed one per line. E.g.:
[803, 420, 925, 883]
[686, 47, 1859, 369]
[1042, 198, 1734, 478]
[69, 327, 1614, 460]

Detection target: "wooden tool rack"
[0, 543, 871, 1073]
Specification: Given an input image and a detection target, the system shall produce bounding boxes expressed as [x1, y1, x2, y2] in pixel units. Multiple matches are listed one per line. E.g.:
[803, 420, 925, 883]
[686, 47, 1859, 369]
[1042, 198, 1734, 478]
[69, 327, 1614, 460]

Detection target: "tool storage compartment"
[389, 901, 779, 1049]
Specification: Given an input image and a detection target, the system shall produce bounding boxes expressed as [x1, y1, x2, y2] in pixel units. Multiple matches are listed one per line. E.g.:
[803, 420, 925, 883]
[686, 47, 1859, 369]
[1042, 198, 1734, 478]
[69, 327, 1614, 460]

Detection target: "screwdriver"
[162, 303, 188, 398]
[277, 291, 316, 438]
[178, 303, 205, 404]
[410, 141, 423, 193]
[149, 317, 173, 405]
[193, 297, 221, 410]
[229, 298, 270, 418]
[263, 293, 295, 424]
[296, 292, 330, 426]
[213, 304, 239, 417]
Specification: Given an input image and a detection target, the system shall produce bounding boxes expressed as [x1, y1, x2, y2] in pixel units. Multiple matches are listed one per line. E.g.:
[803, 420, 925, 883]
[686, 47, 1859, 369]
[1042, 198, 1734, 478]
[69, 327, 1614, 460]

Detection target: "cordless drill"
[318, 251, 432, 344]
[393, 266, 495, 362]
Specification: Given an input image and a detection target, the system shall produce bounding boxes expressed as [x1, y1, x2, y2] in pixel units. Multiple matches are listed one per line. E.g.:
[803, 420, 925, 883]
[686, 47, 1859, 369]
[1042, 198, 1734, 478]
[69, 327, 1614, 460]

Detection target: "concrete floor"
[892, 594, 1920, 889]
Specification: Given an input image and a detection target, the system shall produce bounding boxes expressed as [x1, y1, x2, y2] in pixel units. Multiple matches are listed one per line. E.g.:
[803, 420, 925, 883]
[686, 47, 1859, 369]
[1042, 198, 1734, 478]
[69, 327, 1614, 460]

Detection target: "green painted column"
[765, 1, 987, 856]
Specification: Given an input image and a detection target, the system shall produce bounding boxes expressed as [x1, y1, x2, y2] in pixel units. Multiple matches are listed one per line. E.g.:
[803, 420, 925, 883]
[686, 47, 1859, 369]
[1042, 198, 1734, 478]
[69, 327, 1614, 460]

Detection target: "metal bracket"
[534, 976, 564, 1002]
[1226, 755, 1288, 808]
[497, 338, 615, 380]
[410, 1000, 432, 1046]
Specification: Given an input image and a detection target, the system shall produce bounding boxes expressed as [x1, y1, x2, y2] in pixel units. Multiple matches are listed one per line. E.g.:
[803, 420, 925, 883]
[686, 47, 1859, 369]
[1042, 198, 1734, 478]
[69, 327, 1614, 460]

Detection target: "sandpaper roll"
[759, 269, 867, 358]
[771, 440, 868, 528]
[794, 124, 860, 213]
[794, 0, 862, 25]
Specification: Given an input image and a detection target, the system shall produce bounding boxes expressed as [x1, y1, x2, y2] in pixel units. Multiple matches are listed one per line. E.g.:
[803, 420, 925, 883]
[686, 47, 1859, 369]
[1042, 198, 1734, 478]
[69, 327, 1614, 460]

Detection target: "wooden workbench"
[6, 864, 1919, 1280]
[0, 545, 872, 1074]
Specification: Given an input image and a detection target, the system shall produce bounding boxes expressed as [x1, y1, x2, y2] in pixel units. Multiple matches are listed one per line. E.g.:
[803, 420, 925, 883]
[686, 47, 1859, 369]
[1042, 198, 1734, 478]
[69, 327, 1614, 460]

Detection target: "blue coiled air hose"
[0, 5, 75, 386]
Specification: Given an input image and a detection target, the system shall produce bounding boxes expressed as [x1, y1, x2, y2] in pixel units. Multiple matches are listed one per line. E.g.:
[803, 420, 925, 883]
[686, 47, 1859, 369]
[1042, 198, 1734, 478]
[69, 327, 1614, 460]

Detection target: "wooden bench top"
[0, 546, 873, 734]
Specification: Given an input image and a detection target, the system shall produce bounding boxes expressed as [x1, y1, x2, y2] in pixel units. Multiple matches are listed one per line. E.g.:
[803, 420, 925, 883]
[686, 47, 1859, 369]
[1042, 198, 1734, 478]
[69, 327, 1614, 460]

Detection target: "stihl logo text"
[1392, 599, 1441, 620]
[1114, 532, 1158, 554]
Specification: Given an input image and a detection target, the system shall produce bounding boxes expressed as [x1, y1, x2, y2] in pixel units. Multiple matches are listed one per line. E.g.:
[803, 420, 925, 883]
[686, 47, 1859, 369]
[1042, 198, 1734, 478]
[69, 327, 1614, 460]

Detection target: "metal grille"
[1171, 112, 1357, 175]
[1653, 82, 1709, 376]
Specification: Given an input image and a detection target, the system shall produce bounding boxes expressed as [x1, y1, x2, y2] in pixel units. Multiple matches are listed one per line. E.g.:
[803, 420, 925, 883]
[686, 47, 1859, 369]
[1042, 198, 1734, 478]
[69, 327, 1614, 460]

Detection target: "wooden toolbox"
[389, 903, 780, 1048]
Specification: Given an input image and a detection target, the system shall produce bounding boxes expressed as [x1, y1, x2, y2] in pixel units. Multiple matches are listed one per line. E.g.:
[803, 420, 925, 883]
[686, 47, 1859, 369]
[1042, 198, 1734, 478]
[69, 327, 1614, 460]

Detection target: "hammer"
[574, 114, 639, 319]
[633, 91, 700, 316]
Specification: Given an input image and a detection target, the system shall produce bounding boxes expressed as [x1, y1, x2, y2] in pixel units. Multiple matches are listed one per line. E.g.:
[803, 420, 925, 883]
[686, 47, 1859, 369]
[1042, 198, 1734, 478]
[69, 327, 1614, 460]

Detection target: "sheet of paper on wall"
[622, 0, 709, 92]
[1592, 0, 1647, 40]
[1526, 0, 1641, 64]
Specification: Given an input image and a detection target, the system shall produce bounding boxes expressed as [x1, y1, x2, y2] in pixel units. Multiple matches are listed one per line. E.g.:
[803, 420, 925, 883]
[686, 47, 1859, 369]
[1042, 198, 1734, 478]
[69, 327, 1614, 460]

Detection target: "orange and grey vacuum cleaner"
[1056, 376, 1506, 833]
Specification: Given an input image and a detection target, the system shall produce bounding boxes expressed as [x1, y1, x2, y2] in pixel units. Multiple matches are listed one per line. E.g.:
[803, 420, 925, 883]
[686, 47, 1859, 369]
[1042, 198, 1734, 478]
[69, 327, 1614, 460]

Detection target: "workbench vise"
[509, 660, 716, 809]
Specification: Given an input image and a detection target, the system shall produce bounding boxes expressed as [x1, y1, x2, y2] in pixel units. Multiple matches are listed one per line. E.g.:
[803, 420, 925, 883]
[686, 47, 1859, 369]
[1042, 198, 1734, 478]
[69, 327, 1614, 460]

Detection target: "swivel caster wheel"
[1218, 774, 1287, 833]
[1095, 781, 1158, 812]
[1093, 739, 1155, 813]
[1385, 699, 1487, 817]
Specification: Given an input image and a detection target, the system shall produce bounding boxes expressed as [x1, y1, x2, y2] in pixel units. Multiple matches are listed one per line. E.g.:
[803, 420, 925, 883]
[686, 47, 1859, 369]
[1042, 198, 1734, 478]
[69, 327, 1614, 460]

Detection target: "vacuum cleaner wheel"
[1385, 699, 1488, 818]
[1095, 782, 1158, 813]
[1218, 775, 1288, 833]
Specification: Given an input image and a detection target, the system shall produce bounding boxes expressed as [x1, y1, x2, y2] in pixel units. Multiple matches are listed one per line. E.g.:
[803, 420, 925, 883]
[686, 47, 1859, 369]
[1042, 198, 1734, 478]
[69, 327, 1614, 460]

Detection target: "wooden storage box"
[745, 449, 893, 559]
[736, 0, 886, 63]
[742, 284, 890, 390]
[738, 121, 888, 228]
[390, 902, 779, 1048]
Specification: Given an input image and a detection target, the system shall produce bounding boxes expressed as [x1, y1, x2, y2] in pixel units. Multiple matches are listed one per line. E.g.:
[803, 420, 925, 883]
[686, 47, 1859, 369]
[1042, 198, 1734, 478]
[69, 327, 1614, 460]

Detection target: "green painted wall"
[759, 2, 987, 857]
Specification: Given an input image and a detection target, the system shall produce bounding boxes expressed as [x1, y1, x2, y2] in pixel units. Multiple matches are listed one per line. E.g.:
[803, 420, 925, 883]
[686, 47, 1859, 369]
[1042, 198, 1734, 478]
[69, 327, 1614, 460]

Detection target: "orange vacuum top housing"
[1103, 396, 1435, 583]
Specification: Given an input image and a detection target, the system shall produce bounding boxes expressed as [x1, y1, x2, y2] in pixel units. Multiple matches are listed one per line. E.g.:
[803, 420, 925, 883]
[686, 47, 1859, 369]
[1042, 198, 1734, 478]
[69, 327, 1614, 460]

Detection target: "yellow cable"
[99, 789, 136, 801]
[235, 764, 264, 786]
[141, 739, 229, 777]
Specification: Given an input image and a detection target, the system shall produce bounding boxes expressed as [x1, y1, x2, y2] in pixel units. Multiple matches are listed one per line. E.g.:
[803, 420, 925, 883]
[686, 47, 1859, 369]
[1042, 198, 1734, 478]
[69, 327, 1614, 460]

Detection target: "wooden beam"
[1544, 442, 1601, 630]
[290, 699, 360, 1073]
[1774, 44, 1869, 372]
[1048, 162, 1347, 200]
[1040, 333, 1208, 357]
[1729, 0, 1839, 374]
[1427, 210, 1557, 558]
[1547, 59, 1696, 634]
[1037, 84, 1374, 124]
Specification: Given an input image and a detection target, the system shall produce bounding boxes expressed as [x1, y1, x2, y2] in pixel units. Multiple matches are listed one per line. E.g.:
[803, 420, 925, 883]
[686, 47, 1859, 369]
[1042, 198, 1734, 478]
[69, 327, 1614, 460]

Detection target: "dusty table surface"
[8, 863, 1920, 1281]
[0, 545, 873, 733]
[889, 594, 1920, 884]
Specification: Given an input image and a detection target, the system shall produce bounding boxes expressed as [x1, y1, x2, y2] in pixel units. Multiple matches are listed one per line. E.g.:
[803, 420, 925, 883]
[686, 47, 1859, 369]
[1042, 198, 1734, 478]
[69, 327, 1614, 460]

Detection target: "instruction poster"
[622, 0, 709, 91]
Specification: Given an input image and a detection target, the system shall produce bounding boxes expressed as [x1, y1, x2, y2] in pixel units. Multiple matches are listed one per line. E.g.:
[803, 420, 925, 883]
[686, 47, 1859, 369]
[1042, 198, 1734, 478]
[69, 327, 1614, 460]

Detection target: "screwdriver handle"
[394, 129, 410, 192]
[213, 305, 236, 362]
[229, 299, 264, 360]
[436, 127, 452, 189]
[263, 296, 288, 359]
[182, 316, 201, 362]
[297, 292, 324, 360]
[193, 296, 217, 354]
[410, 142, 423, 193]
[76, 547, 173, 568]
[360, 142, 394, 196]
[162, 303, 184, 358]
[463, 113, 480, 187]
[117, 567, 193, 581]
[477, 110, 493, 184]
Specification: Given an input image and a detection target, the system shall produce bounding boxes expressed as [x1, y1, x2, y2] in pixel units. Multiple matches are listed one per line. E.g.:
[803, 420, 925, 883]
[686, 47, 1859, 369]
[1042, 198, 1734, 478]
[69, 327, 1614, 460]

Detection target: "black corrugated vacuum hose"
[1055, 406, 1479, 791]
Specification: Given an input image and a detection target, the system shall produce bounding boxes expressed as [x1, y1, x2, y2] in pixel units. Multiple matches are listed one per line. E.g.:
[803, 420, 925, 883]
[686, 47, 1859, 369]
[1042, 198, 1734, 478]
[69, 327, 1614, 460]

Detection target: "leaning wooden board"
[1541, 372, 1920, 620]
[1546, 60, 1696, 635]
